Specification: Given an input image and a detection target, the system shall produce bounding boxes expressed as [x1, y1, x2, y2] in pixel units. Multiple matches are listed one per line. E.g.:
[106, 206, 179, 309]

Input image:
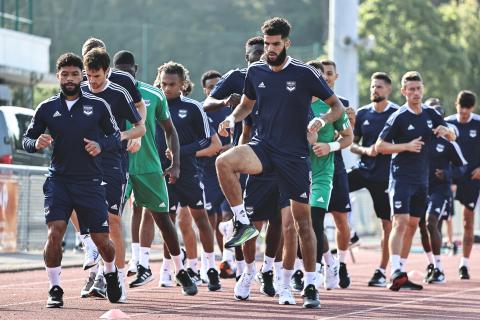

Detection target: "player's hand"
[35, 134, 53, 150]
[164, 164, 180, 184]
[165, 148, 173, 161]
[404, 136, 424, 153]
[84, 138, 101, 156]
[433, 125, 449, 138]
[364, 145, 378, 157]
[435, 169, 445, 180]
[224, 93, 241, 109]
[345, 107, 356, 127]
[127, 138, 141, 153]
[312, 142, 330, 157]
[307, 118, 324, 133]
[219, 143, 233, 154]
[218, 116, 234, 137]
[471, 167, 480, 180]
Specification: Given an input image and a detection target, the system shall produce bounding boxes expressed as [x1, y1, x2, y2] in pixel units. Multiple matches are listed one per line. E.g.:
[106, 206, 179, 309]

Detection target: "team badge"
[286, 81, 296, 92]
[436, 144, 444, 153]
[246, 206, 254, 216]
[469, 129, 477, 138]
[394, 201, 402, 209]
[83, 105, 93, 116]
[144, 99, 151, 107]
[427, 120, 433, 128]
[178, 109, 188, 118]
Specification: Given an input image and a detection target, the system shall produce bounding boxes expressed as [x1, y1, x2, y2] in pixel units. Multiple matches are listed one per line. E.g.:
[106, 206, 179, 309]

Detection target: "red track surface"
[0, 247, 479, 319]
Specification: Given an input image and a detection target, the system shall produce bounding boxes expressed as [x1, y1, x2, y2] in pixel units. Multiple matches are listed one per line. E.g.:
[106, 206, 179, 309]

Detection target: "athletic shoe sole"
[224, 228, 259, 248]
[388, 273, 408, 291]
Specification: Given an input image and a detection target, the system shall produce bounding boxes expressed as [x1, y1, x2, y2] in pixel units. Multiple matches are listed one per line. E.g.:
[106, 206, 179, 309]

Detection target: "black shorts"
[167, 173, 205, 213]
[427, 188, 450, 218]
[201, 171, 227, 216]
[348, 169, 390, 220]
[456, 180, 480, 211]
[103, 171, 127, 215]
[388, 180, 427, 218]
[328, 169, 351, 213]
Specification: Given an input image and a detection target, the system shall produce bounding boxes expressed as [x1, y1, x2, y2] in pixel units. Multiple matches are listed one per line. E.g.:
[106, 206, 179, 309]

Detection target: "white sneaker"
[118, 277, 127, 303]
[234, 272, 254, 300]
[159, 268, 174, 287]
[127, 259, 138, 277]
[218, 220, 234, 239]
[324, 259, 339, 290]
[273, 272, 282, 292]
[83, 243, 100, 270]
[315, 265, 324, 290]
[278, 285, 296, 305]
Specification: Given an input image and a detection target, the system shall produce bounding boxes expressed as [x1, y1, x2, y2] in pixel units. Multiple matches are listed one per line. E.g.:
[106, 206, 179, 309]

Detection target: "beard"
[61, 82, 81, 97]
[371, 95, 386, 103]
[266, 47, 287, 66]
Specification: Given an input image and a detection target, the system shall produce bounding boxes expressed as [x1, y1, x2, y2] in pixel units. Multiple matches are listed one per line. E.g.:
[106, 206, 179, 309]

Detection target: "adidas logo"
[53, 111, 62, 118]
[363, 120, 370, 125]
[110, 204, 118, 210]
[407, 124, 415, 130]
[469, 202, 475, 208]
[196, 200, 203, 206]
[317, 196, 324, 203]
[159, 202, 166, 208]
[435, 207, 441, 213]
[346, 204, 351, 209]
[300, 192, 308, 199]
[100, 181, 107, 186]
[258, 82, 266, 88]
[102, 220, 109, 227]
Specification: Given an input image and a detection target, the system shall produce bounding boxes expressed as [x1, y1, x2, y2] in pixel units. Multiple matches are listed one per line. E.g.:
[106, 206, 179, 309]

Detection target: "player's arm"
[433, 125, 456, 142]
[196, 133, 222, 157]
[375, 137, 424, 154]
[204, 94, 241, 113]
[158, 118, 180, 183]
[239, 122, 253, 145]
[218, 95, 255, 137]
[312, 124, 353, 157]
[22, 105, 50, 153]
[89, 105, 122, 156]
[308, 95, 345, 133]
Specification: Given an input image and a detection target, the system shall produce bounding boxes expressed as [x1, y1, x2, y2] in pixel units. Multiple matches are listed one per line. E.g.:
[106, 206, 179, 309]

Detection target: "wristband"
[315, 117, 326, 128]
[225, 115, 235, 128]
[328, 141, 341, 152]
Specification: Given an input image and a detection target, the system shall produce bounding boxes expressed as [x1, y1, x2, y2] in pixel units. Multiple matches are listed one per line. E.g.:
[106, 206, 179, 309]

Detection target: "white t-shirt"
[65, 98, 79, 111]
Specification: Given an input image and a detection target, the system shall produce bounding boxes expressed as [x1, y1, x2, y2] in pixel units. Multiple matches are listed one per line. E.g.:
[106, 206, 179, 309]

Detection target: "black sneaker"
[80, 272, 96, 297]
[46, 285, 64, 308]
[400, 279, 423, 290]
[176, 269, 198, 296]
[260, 270, 276, 297]
[301, 284, 320, 309]
[349, 232, 360, 247]
[368, 269, 387, 287]
[388, 269, 408, 291]
[186, 268, 201, 285]
[459, 266, 470, 280]
[427, 268, 446, 284]
[89, 275, 106, 298]
[129, 264, 154, 288]
[207, 268, 221, 291]
[339, 262, 351, 289]
[291, 270, 304, 292]
[104, 269, 122, 303]
[224, 220, 259, 248]
[424, 263, 434, 283]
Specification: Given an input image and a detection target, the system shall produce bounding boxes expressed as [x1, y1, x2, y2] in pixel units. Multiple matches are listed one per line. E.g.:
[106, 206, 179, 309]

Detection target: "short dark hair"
[371, 72, 392, 85]
[156, 61, 189, 83]
[261, 17, 291, 38]
[56, 52, 83, 71]
[113, 50, 135, 66]
[306, 60, 324, 73]
[246, 36, 264, 48]
[201, 70, 221, 88]
[82, 37, 106, 56]
[83, 48, 110, 71]
[401, 71, 423, 87]
[456, 90, 476, 108]
[320, 59, 337, 71]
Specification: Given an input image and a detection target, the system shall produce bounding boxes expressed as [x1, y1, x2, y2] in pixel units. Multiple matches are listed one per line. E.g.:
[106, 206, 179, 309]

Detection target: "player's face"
[264, 34, 289, 66]
[203, 77, 220, 97]
[86, 68, 108, 91]
[370, 79, 391, 103]
[322, 65, 338, 89]
[245, 43, 264, 65]
[401, 80, 424, 105]
[57, 66, 83, 97]
[160, 72, 183, 100]
[456, 103, 474, 122]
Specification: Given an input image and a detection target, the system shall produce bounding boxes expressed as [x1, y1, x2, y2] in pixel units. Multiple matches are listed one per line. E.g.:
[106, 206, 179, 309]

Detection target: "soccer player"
[156, 61, 222, 291]
[112, 51, 197, 296]
[424, 104, 467, 284]
[81, 48, 145, 301]
[349, 72, 398, 287]
[23, 53, 122, 307]
[216, 17, 344, 308]
[445, 90, 480, 280]
[376, 71, 455, 291]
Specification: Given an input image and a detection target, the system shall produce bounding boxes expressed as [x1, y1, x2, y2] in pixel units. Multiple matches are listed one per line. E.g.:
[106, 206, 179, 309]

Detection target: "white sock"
[46, 266, 61, 288]
[304, 271, 315, 286]
[426, 251, 434, 264]
[95, 263, 104, 281]
[200, 252, 207, 272]
[390, 255, 401, 275]
[104, 259, 116, 274]
[162, 257, 173, 271]
[400, 258, 406, 272]
[246, 262, 256, 274]
[131, 243, 140, 262]
[206, 251, 216, 270]
[221, 248, 233, 263]
[434, 255, 443, 271]
[460, 257, 469, 268]
[118, 267, 125, 283]
[261, 255, 275, 273]
[274, 261, 283, 276]
[81, 234, 96, 249]
[75, 232, 82, 246]
[236, 260, 246, 277]
[231, 203, 249, 224]
[315, 262, 322, 272]
[171, 254, 185, 273]
[294, 258, 303, 271]
[139, 247, 151, 268]
[338, 250, 348, 263]
[323, 251, 334, 266]
[187, 258, 198, 271]
[282, 268, 294, 288]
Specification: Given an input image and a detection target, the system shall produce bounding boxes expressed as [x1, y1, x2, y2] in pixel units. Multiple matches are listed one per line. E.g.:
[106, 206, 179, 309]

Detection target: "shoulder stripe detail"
[290, 59, 322, 79]
[181, 96, 211, 137]
[139, 84, 165, 101]
[451, 141, 468, 165]
[111, 68, 136, 84]
[386, 106, 408, 126]
[109, 82, 134, 103]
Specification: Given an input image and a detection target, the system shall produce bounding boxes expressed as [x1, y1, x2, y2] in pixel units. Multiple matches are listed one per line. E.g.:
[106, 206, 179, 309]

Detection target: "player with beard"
[23, 53, 122, 307]
[216, 17, 344, 308]
[348, 72, 398, 287]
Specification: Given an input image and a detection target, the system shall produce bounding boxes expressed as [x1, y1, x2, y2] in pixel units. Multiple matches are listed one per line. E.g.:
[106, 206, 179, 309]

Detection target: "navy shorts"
[388, 180, 427, 218]
[440, 195, 454, 221]
[328, 169, 351, 213]
[456, 180, 480, 211]
[43, 177, 109, 234]
[348, 169, 390, 220]
[249, 141, 310, 204]
[244, 174, 289, 222]
[167, 173, 205, 212]
[202, 172, 227, 216]
[427, 189, 450, 218]
[103, 171, 127, 215]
